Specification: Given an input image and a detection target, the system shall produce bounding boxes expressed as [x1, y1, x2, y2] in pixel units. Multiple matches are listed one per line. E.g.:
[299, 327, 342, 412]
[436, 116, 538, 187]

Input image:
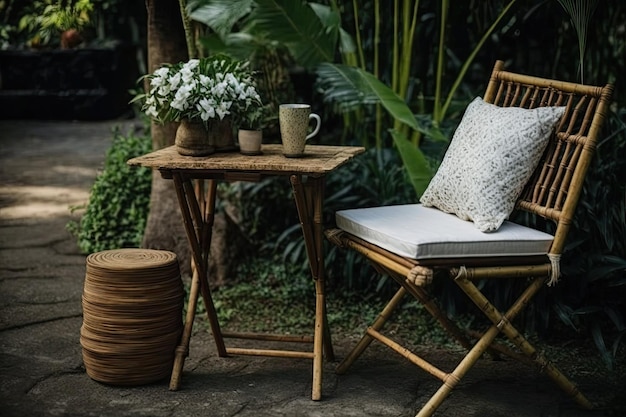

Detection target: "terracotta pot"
[175, 119, 214, 156]
[238, 129, 263, 155]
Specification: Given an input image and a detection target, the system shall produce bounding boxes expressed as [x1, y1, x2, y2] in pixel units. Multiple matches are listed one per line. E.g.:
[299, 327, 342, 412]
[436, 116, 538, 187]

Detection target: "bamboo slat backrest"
[483, 60, 613, 255]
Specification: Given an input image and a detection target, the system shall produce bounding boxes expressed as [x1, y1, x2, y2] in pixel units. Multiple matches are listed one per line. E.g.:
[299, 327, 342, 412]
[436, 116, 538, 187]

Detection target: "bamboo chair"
[325, 60, 613, 417]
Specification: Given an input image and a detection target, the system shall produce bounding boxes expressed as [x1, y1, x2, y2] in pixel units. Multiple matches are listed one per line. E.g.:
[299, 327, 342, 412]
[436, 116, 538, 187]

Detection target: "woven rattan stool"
[80, 248, 184, 386]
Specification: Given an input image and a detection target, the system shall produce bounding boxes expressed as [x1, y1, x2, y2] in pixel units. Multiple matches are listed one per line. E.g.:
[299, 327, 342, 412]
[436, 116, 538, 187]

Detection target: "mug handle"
[306, 113, 322, 140]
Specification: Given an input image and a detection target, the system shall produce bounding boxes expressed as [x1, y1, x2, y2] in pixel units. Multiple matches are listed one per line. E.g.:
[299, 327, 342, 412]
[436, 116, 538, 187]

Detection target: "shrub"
[67, 125, 151, 253]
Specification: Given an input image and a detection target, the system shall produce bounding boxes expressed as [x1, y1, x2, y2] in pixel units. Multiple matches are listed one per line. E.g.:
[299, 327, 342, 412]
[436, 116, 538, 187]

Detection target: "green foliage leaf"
[390, 129, 433, 197]
[251, 0, 336, 67]
[591, 323, 614, 370]
[309, 3, 340, 28]
[199, 32, 259, 61]
[316, 63, 418, 131]
[188, 0, 254, 38]
[553, 302, 578, 330]
[338, 27, 356, 56]
[414, 114, 449, 143]
[316, 63, 377, 108]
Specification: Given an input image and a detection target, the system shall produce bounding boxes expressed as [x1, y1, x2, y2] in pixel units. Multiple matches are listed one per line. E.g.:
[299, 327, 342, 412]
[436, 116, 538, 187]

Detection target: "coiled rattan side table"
[80, 248, 184, 386]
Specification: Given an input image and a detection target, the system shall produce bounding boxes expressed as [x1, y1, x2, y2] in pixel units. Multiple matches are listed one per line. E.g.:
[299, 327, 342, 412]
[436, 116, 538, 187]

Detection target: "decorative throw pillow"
[420, 97, 565, 232]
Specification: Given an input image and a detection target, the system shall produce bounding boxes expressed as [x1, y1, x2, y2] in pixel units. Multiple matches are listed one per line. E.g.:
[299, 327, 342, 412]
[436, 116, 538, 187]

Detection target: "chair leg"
[399, 277, 475, 352]
[336, 286, 408, 374]
[337, 267, 488, 377]
[416, 325, 503, 417]
[394, 269, 503, 360]
[414, 276, 547, 416]
[455, 275, 594, 410]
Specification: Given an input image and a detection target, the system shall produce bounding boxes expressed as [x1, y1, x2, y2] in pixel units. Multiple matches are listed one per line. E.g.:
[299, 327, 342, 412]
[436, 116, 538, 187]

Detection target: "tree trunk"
[141, 0, 249, 284]
[141, 0, 190, 275]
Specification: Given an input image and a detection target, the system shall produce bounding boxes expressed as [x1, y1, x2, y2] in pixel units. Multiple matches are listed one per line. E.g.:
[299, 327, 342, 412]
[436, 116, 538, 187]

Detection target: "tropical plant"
[1, 0, 143, 49]
[248, 0, 421, 146]
[185, 0, 416, 135]
[315, 0, 519, 196]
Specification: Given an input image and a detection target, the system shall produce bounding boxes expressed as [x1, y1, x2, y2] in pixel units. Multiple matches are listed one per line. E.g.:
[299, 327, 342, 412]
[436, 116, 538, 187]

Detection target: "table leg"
[290, 175, 335, 401]
[189, 179, 227, 357]
[169, 263, 201, 390]
[169, 173, 227, 391]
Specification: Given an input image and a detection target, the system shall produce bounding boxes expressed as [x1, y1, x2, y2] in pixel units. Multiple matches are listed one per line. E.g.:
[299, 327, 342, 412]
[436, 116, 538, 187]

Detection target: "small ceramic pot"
[238, 129, 263, 155]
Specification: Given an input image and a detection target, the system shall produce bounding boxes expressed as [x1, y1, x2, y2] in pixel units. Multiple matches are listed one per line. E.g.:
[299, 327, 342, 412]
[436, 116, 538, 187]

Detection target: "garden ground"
[0, 119, 624, 417]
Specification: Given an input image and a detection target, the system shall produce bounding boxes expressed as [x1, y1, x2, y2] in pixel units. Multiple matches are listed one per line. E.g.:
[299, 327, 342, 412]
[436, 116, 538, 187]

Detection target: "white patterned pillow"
[420, 97, 565, 232]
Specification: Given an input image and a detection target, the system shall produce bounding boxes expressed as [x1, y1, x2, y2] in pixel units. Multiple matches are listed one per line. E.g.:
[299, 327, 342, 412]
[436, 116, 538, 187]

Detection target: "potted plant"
[136, 54, 262, 156]
[0, 0, 140, 120]
[234, 95, 267, 156]
[39, 0, 94, 48]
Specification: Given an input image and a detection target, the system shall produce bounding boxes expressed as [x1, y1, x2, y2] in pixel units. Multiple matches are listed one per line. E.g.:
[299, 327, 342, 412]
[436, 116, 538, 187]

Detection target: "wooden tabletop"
[128, 144, 365, 176]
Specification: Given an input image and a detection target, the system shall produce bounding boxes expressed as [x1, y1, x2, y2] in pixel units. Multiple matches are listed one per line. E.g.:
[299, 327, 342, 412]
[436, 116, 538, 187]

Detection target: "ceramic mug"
[279, 104, 321, 157]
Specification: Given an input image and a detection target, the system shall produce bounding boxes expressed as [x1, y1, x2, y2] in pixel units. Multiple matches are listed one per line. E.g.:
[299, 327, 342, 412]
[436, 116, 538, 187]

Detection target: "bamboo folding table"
[128, 144, 364, 400]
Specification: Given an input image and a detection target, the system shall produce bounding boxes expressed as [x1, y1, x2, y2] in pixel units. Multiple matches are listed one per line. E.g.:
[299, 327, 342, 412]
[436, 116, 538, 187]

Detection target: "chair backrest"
[483, 60, 613, 256]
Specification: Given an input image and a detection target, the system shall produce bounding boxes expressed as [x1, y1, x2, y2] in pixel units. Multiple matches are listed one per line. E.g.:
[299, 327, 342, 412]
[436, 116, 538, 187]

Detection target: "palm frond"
[316, 63, 418, 130]
[188, 0, 253, 38]
[316, 63, 378, 109]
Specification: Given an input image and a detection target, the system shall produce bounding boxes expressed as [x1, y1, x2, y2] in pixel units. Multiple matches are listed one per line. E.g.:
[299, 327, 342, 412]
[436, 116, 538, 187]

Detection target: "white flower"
[172, 81, 196, 109]
[225, 73, 240, 89]
[150, 76, 165, 89]
[154, 67, 169, 78]
[211, 81, 227, 98]
[216, 101, 232, 120]
[157, 83, 171, 97]
[247, 86, 261, 101]
[199, 74, 212, 87]
[179, 60, 198, 83]
[144, 96, 159, 118]
[197, 98, 216, 121]
[183, 59, 199, 70]
[151, 67, 170, 88]
[138, 56, 263, 125]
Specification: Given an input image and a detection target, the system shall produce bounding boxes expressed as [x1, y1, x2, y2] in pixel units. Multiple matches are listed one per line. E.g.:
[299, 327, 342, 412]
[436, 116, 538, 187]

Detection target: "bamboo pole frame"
[128, 145, 365, 400]
[169, 172, 334, 399]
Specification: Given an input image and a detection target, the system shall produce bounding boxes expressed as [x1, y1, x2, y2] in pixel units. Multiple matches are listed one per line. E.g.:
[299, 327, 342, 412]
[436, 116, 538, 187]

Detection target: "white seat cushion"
[335, 204, 553, 260]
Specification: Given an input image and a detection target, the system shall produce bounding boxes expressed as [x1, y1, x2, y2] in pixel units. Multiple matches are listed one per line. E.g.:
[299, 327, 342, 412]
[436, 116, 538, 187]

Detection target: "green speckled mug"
[279, 104, 321, 157]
